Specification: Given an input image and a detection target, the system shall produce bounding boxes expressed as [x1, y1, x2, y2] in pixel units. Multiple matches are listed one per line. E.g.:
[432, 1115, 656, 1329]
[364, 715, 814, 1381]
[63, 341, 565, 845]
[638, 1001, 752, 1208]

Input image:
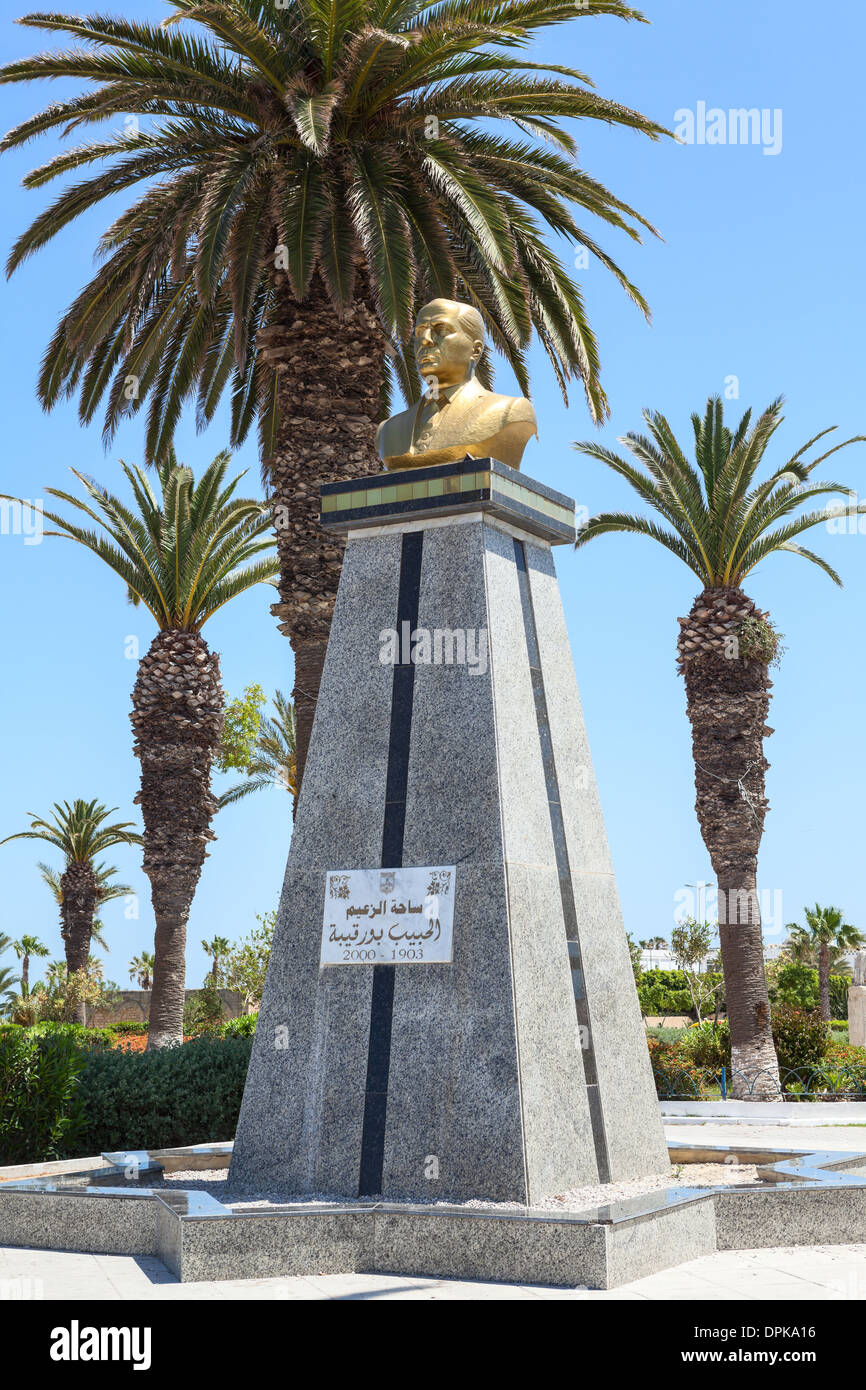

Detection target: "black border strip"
[357, 528, 424, 1197]
[513, 538, 611, 1183]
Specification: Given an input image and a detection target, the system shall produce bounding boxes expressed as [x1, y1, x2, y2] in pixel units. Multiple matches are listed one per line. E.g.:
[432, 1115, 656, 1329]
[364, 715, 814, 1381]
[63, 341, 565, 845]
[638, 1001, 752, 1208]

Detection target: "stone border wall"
[90, 989, 244, 1027]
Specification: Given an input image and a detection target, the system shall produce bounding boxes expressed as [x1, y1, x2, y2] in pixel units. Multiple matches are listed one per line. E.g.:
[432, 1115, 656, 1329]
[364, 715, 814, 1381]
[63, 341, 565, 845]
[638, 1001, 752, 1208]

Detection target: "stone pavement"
[2, 1243, 866, 1300]
[3, 1123, 866, 1300]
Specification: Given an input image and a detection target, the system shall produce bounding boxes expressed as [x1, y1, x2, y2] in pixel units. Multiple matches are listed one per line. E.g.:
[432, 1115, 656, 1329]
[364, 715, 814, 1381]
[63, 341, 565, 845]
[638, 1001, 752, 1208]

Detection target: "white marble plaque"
[321, 866, 455, 965]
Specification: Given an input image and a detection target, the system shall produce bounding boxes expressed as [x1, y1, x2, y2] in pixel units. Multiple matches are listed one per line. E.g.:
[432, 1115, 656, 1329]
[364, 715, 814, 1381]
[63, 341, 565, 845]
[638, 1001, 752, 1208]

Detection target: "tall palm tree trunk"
[132, 629, 223, 1049]
[59, 862, 98, 1024]
[679, 587, 780, 1097]
[260, 268, 384, 794]
[818, 942, 831, 1021]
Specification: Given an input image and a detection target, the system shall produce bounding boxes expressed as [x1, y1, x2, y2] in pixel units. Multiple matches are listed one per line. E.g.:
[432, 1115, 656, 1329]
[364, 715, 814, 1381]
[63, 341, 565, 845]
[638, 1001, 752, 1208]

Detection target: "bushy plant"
[829, 976, 850, 1021]
[183, 982, 225, 1039]
[772, 961, 819, 1011]
[68, 1037, 253, 1156]
[217, 914, 275, 1014]
[28, 1021, 114, 1051]
[637, 971, 694, 1018]
[104, 1020, 149, 1035]
[0, 1031, 85, 1163]
[647, 1036, 709, 1099]
[220, 1014, 257, 1039]
[772, 1006, 830, 1074]
[679, 1018, 731, 1070]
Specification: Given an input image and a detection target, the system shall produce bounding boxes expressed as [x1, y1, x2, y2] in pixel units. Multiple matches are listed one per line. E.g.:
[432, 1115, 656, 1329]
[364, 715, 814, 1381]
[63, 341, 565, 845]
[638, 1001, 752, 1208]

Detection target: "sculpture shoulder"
[476, 390, 537, 432]
[376, 403, 418, 456]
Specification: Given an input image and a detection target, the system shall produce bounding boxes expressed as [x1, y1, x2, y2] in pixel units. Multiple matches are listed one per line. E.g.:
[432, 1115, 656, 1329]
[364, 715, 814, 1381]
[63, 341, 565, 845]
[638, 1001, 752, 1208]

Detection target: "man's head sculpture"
[376, 299, 538, 471]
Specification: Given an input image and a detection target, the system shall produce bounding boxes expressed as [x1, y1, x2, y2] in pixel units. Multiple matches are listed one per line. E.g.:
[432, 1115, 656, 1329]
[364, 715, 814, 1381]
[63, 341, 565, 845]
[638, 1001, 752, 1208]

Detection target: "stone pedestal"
[850, 954, 866, 1047]
[230, 458, 668, 1204]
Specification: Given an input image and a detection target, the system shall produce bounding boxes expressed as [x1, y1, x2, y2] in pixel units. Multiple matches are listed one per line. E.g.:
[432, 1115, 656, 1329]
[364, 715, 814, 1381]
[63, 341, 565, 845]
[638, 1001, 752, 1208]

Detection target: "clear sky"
[1, 0, 865, 989]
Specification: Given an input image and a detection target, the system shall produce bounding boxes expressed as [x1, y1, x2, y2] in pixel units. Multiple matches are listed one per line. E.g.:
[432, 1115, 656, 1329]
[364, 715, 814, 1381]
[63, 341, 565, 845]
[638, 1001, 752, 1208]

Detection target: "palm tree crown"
[33, 448, 277, 629]
[129, 950, 156, 987]
[2, 799, 141, 861]
[785, 905, 864, 965]
[1, 0, 667, 448]
[575, 397, 865, 587]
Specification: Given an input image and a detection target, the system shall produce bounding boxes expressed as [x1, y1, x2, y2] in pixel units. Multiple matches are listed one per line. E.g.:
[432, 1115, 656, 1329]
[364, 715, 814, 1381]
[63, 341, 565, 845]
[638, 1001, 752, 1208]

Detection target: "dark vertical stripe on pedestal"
[513, 539, 611, 1183]
[358, 528, 424, 1197]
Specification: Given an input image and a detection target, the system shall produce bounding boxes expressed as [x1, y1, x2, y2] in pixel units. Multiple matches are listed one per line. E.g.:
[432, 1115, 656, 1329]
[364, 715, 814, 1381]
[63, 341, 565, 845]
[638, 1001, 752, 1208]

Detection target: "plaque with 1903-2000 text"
[320, 866, 455, 965]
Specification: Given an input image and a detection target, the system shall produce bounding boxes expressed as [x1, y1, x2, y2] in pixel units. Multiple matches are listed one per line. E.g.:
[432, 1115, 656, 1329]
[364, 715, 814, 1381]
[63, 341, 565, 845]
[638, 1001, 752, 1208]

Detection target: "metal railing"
[653, 1063, 866, 1101]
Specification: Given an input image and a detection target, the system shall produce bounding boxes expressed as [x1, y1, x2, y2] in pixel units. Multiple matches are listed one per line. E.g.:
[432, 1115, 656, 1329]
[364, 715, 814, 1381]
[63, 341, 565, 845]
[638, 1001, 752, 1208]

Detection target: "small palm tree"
[201, 935, 231, 984]
[1, 0, 667, 789]
[10, 934, 50, 995]
[129, 950, 156, 990]
[0, 934, 17, 1015]
[218, 690, 297, 810]
[9, 450, 277, 1047]
[575, 396, 865, 1094]
[784, 906, 865, 1021]
[1, 801, 141, 1021]
[39, 858, 132, 953]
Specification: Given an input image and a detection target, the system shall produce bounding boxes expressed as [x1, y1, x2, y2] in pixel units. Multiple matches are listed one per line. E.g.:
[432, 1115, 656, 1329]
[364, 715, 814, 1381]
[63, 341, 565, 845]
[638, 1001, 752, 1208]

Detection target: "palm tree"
[129, 950, 156, 989]
[1, 0, 667, 789]
[10, 934, 50, 995]
[218, 690, 297, 809]
[0, 934, 18, 1015]
[575, 396, 865, 1095]
[39, 858, 132, 953]
[201, 935, 231, 983]
[1, 800, 141, 1020]
[14, 451, 277, 1047]
[784, 906, 865, 1021]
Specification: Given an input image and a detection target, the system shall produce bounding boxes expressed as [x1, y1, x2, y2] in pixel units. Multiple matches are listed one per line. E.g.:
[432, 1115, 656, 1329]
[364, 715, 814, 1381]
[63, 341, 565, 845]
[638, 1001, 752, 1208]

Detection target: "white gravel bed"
[148, 1162, 766, 1213]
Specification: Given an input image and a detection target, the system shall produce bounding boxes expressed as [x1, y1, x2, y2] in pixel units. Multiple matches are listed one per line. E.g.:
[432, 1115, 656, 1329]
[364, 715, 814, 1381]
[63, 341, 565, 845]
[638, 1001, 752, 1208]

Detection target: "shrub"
[637, 976, 694, 1018]
[647, 1036, 709, 1099]
[67, 1036, 253, 1155]
[220, 1013, 257, 1038]
[772, 1006, 830, 1075]
[679, 1018, 731, 1070]
[183, 983, 225, 1038]
[0, 1031, 86, 1164]
[772, 962, 819, 1011]
[28, 1022, 114, 1052]
[829, 976, 850, 1022]
[105, 1021, 149, 1035]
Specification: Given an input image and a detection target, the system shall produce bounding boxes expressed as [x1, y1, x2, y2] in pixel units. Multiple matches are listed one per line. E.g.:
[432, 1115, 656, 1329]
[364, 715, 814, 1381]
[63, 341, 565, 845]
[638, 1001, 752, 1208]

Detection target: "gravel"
[148, 1162, 766, 1214]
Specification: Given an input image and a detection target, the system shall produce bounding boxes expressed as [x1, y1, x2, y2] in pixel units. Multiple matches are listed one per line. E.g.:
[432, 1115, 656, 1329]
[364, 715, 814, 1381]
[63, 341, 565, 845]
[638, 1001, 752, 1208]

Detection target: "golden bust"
[376, 299, 538, 471]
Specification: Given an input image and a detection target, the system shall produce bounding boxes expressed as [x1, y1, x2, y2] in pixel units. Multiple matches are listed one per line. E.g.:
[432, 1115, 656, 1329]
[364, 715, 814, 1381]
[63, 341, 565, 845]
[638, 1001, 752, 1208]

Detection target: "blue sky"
[1, 0, 865, 988]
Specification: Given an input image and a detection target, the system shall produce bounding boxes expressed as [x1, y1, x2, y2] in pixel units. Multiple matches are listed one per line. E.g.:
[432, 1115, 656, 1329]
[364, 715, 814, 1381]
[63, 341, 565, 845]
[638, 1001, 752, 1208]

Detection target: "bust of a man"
[376, 299, 538, 471]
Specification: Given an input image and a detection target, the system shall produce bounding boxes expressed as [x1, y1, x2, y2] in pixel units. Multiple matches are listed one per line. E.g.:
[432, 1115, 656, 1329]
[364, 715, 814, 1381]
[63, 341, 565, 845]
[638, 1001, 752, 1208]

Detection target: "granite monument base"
[230, 461, 668, 1204]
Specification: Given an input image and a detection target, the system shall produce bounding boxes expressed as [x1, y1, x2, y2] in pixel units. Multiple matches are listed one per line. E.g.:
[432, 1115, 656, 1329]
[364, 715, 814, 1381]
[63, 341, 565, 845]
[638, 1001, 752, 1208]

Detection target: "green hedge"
[637, 969, 725, 1018]
[219, 1014, 257, 1038]
[28, 1022, 115, 1051]
[0, 1032, 86, 1164]
[66, 1037, 254, 1156]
